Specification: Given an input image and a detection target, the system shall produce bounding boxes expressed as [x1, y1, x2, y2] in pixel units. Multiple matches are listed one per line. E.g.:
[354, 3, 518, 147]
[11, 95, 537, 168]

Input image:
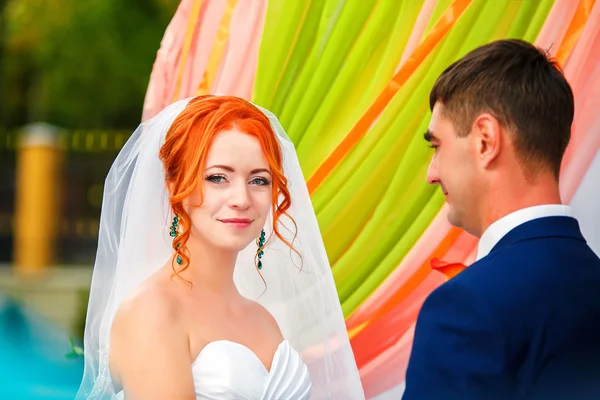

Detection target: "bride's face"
[183, 128, 273, 252]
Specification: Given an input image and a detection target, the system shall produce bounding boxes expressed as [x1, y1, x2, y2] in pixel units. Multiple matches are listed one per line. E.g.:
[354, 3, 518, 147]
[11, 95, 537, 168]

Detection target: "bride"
[76, 95, 365, 399]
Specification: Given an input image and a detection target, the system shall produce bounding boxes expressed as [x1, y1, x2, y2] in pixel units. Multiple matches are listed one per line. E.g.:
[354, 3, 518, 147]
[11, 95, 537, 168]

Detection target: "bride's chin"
[210, 237, 256, 253]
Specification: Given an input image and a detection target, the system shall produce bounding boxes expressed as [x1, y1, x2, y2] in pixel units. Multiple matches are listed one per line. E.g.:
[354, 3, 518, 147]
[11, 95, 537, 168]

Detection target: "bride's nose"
[228, 182, 251, 210]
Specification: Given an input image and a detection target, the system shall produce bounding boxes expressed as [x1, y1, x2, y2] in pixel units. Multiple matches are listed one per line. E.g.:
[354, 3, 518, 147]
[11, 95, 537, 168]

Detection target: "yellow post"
[13, 123, 62, 277]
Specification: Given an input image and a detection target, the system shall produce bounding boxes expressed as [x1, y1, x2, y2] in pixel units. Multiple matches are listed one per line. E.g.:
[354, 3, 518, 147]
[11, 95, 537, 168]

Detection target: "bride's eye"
[206, 174, 227, 183]
[250, 177, 271, 186]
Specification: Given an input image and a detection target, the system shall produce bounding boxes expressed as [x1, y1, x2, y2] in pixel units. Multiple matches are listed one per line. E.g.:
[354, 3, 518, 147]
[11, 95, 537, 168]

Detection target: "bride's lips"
[219, 218, 252, 228]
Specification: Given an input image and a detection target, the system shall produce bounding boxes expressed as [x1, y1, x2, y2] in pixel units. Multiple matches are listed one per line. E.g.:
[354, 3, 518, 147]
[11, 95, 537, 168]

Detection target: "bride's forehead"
[212, 128, 260, 143]
[205, 131, 268, 166]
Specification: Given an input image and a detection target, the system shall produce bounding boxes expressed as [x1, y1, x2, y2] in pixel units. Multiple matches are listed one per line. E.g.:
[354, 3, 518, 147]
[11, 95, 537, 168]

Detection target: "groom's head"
[425, 39, 574, 237]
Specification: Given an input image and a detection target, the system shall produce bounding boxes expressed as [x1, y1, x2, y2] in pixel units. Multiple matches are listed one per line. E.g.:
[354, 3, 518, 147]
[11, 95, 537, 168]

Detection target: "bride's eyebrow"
[205, 165, 272, 175]
[205, 165, 234, 172]
[250, 168, 271, 176]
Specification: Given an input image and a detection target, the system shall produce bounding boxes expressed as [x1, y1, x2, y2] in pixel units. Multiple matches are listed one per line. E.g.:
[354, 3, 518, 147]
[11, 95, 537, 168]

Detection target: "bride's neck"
[174, 235, 240, 297]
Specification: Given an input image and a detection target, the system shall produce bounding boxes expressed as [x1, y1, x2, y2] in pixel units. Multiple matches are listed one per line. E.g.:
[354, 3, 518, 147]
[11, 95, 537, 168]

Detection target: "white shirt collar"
[476, 204, 573, 260]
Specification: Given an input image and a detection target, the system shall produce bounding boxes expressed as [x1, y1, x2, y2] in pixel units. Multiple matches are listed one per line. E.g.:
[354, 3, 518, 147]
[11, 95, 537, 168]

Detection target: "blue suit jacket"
[403, 216, 600, 399]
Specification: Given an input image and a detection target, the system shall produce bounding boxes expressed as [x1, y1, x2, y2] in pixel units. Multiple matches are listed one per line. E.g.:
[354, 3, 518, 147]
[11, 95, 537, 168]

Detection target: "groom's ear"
[472, 113, 501, 168]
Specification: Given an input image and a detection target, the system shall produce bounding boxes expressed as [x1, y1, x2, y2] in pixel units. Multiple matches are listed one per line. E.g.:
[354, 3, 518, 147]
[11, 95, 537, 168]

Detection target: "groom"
[403, 39, 600, 399]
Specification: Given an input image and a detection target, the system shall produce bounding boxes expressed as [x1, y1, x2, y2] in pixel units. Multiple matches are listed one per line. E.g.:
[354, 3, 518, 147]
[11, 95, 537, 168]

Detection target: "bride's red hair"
[158, 95, 296, 281]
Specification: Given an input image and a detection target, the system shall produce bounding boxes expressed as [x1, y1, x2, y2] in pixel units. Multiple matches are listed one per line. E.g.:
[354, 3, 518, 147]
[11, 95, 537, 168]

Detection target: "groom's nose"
[426, 156, 440, 185]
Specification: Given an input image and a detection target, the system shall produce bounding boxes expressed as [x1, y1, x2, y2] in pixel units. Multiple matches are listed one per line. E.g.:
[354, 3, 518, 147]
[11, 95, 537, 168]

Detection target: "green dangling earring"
[257, 229, 266, 270]
[170, 213, 183, 265]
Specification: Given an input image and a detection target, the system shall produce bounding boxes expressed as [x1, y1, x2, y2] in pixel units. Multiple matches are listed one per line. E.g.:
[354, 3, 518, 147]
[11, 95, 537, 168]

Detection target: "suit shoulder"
[443, 239, 600, 325]
[420, 275, 494, 317]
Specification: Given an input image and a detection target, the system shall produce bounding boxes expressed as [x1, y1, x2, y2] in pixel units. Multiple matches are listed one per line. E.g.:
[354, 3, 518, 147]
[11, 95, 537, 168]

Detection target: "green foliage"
[65, 336, 84, 359]
[2, 0, 180, 130]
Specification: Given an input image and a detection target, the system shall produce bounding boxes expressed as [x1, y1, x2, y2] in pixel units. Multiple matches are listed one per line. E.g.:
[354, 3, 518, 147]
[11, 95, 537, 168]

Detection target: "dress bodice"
[114, 339, 311, 399]
[192, 339, 311, 399]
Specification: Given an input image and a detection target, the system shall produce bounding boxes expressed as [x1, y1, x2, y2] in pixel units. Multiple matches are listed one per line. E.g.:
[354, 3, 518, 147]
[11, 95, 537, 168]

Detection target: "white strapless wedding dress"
[115, 339, 311, 399]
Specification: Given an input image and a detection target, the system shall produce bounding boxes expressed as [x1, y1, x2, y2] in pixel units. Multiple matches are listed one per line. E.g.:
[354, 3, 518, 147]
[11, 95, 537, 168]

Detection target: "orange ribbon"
[430, 257, 467, 279]
[172, 0, 204, 102]
[306, 0, 473, 194]
[556, 0, 597, 66]
[353, 226, 464, 330]
[196, 0, 239, 95]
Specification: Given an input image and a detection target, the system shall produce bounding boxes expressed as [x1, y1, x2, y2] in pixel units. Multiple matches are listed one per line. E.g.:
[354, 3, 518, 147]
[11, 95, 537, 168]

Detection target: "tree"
[2, 0, 179, 130]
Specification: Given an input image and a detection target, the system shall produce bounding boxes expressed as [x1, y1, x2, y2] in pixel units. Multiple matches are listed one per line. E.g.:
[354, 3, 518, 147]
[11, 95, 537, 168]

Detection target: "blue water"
[0, 293, 83, 399]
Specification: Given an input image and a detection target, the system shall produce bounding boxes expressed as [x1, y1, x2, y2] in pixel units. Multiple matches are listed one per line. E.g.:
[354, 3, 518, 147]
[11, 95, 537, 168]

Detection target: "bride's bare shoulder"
[112, 281, 182, 336]
[108, 278, 196, 397]
[246, 299, 283, 340]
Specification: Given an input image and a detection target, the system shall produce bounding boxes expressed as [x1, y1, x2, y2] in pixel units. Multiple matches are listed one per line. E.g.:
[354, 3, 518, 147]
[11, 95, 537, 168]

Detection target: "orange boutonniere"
[430, 258, 467, 280]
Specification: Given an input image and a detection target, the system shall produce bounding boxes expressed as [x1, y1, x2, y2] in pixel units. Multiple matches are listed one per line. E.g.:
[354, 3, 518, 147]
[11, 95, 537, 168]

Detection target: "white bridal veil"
[76, 97, 365, 399]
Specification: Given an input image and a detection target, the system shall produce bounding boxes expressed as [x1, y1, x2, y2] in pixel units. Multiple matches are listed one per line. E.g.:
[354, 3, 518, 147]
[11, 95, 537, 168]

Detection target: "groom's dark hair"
[429, 39, 574, 178]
